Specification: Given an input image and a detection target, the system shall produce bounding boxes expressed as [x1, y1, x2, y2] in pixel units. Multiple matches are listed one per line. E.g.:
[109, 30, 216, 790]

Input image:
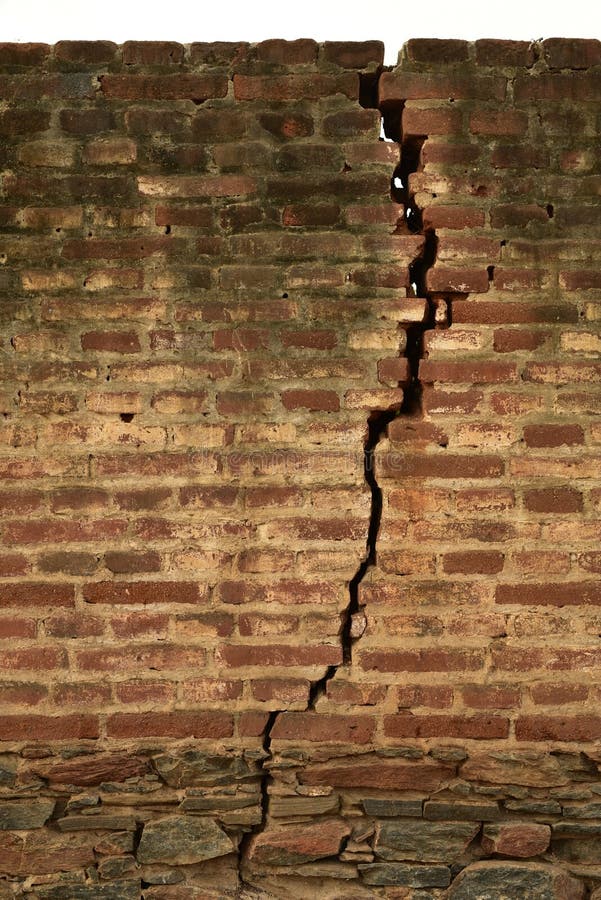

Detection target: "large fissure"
[239, 85, 443, 881]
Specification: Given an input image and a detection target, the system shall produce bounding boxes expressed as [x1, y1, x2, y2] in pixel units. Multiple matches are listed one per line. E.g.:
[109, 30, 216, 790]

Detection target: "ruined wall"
[0, 36, 600, 899]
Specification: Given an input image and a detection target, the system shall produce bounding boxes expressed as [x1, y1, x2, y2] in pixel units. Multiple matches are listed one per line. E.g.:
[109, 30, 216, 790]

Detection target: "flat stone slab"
[137, 814, 234, 865]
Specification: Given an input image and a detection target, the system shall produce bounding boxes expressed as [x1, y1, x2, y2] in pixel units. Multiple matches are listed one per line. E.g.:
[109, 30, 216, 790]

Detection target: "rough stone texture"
[248, 818, 351, 866]
[482, 823, 551, 857]
[447, 861, 585, 899]
[136, 815, 234, 864]
[0, 35, 598, 898]
[375, 820, 480, 862]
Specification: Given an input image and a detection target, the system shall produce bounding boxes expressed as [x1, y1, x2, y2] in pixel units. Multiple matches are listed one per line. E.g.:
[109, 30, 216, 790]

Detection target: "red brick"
[405, 38, 469, 63]
[420, 361, 517, 384]
[531, 683, 589, 705]
[514, 72, 601, 102]
[495, 582, 601, 606]
[0, 109, 50, 134]
[360, 649, 485, 672]
[234, 74, 358, 101]
[0, 618, 36, 639]
[53, 683, 111, 706]
[76, 644, 205, 672]
[397, 685, 453, 709]
[238, 711, 271, 737]
[54, 40, 117, 64]
[322, 41, 384, 68]
[423, 206, 485, 230]
[321, 109, 380, 138]
[271, 712, 374, 743]
[516, 716, 601, 742]
[384, 714, 509, 739]
[217, 644, 341, 668]
[379, 453, 504, 479]
[104, 551, 161, 574]
[443, 551, 505, 575]
[0, 553, 30, 576]
[281, 390, 340, 412]
[122, 41, 184, 65]
[181, 680, 242, 702]
[0, 715, 98, 741]
[493, 329, 547, 352]
[523, 424, 584, 447]
[475, 40, 535, 67]
[426, 267, 490, 293]
[543, 38, 601, 69]
[5, 519, 127, 544]
[380, 71, 507, 103]
[251, 679, 309, 704]
[282, 205, 340, 227]
[83, 582, 202, 605]
[81, 331, 142, 353]
[257, 39, 317, 64]
[470, 110, 528, 135]
[402, 105, 462, 137]
[0, 682, 48, 706]
[189, 42, 249, 65]
[115, 681, 176, 704]
[0, 583, 75, 609]
[100, 74, 227, 100]
[461, 685, 521, 709]
[0, 43, 51, 66]
[107, 712, 233, 739]
[524, 487, 583, 513]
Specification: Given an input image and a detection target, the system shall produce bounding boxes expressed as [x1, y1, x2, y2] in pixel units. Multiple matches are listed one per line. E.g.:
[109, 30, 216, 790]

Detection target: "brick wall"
[0, 37, 599, 898]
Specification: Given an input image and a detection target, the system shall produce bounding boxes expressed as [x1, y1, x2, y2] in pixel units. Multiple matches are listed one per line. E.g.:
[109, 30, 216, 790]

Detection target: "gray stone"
[359, 863, 451, 887]
[291, 861, 357, 880]
[461, 751, 568, 788]
[94, 831, 134, 854]
[35, 883, 140, 900]
[269, 794, 340, 817]
[140, 866, 185, 885]
[137, 814, 234, 865]
[554, 821, 601, 836]
[375, 821, 479, 863]
[563, 801, 601, 818]
[153, 752, 255, 788]
[179, 794, 258, 812]
[0, 798, 55, 829]
[57, 814, 137, 832]
[97, 855, 137, 879]
[505, 799, 562, 815]
[424, 800, 499, 821]
[447, 861, 585, 900]
[217, 807, 262, 826]
[0, 755, 17, 787]
[553, 837, 601, 864]
[362, 798, 423, 817]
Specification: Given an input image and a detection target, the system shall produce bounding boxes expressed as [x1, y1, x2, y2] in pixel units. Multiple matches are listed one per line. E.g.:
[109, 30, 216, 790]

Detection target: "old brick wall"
[0, 36, 599, 899]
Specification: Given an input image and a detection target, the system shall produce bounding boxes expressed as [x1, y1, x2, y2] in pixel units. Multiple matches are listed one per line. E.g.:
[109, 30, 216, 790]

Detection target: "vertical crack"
[238, 83, 452, 885]
[237, 709, 281, 879]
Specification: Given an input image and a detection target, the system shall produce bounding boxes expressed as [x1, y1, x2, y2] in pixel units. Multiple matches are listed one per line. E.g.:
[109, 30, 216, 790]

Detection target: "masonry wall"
[0, 37, 600, 899]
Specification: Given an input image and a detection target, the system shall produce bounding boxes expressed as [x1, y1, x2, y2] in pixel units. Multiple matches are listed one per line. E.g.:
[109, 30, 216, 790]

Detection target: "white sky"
[1, 0, 600, 65]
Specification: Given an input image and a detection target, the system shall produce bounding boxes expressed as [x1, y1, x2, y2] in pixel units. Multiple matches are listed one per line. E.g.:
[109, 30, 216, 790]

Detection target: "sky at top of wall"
[1, 0, 600, 64]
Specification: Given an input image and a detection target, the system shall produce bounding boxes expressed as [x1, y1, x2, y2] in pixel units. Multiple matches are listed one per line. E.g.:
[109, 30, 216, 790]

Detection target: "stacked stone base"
[1, 743, 600, 897]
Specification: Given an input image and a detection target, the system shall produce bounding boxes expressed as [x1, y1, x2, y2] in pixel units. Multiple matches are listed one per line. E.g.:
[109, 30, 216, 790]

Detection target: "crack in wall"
[238, 83, 446, 882]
